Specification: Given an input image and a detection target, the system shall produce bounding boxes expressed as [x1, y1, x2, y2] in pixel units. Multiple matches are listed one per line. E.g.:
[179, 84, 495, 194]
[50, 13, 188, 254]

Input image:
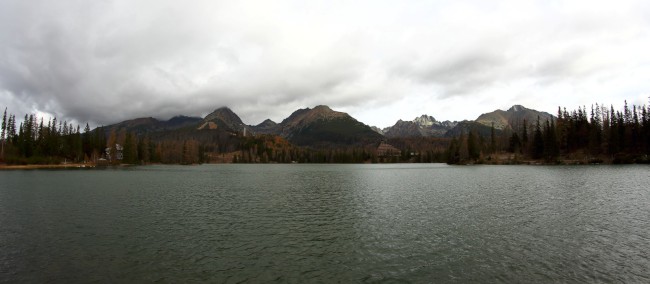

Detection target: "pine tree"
[632, 105, 640, 151]
[490, 122, 496, 153]
[531, 117, 544, 159]
[73, 124, 83, 162]
[8, 115, 17, 144]
[22, 114, 34, 158]
[617, 111, 625, 152]
[508, 132, 521, 153]
[1, 107, 6, 159]
[36, 118, 44, 156]
[467, 130, 479, 161]
[543, 119, 559, 160]
[521, 119, 528, 150]
[122, 132, 138, 164]
[18, 121, 24, 158]
[446, 137, 461, 164]
[624, 100, 631, 125]
[609, 110, 620, 154]
[589, 104, 603, 155]
[641, 106, 650, 154]
[138, 135, 151, 163]
[82, 123, 91, 159]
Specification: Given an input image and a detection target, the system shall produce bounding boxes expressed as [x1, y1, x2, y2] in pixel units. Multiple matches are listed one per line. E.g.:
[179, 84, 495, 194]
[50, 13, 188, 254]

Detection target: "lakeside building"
[377, 142, 401, 157]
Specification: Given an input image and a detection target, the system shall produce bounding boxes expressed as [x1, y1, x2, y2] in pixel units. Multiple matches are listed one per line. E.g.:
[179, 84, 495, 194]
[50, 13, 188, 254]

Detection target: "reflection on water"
[1, 164, 649, 282]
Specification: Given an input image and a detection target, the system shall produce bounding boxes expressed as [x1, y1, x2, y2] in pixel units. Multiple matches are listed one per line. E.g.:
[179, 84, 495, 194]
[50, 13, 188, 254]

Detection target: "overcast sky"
[1, 0, 650, 128]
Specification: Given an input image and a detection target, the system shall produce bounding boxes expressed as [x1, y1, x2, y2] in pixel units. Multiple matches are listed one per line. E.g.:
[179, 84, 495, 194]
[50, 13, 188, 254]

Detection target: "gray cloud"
[1, 0, 649, 128]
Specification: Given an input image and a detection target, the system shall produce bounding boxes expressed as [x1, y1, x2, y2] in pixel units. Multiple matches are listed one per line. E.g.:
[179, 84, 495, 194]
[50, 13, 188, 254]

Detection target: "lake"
[1, 164, 649, 283]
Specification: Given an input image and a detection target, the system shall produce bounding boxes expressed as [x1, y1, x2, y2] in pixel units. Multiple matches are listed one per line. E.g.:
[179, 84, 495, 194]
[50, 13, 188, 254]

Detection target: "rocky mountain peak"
[257, 119, 277, 127]
[508, 105, 526, 112]
[413, 115, 437, 127]
[282, 105, 347, 129]
[277, 105, 381, 146]
[203, 106, 245, 131]
[384, 120, 422, 138]
[204, 107, 239, 120]
[312, 105, 333, 112]
[477, 105, 554, 130]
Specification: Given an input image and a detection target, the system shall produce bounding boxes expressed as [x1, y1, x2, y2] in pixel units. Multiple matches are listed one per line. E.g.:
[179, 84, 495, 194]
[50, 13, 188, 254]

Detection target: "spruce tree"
[632, 105, 640, 151]
[490, 122, 496, 153]
[544, 119, 559, 159]
[1, 108, 6, 142]
[82, 123, 91, 158]
[446, 137, 461, 164]
[123, 132, 138, 164]
[521, 119, 528, 150]
[467, 130, 479, 161]
[1, 108, 6, 158]
[508, 132, 521, 153]
[9, 115, 17, 144]
[531, 117, 544, 159]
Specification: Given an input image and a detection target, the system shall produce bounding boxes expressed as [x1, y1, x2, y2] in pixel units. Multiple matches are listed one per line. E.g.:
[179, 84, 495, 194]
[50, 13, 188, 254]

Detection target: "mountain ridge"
[101, 104, 555, 145]
[274, 105, 381, 146]
[475, 105, 554, 130]
[383, 114, 458, 138]
[202, 107, 246, 132]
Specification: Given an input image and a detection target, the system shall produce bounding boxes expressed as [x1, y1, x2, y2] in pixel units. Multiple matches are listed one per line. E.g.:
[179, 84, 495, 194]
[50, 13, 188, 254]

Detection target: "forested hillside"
[446, 101, 650, 164]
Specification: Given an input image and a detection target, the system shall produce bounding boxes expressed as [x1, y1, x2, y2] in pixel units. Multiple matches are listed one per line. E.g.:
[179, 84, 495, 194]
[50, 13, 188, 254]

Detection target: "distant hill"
[250, 119, 278, 135]
[276, 105, 382, 147]
[476, 105, 554, 130]
[370, 126, 384, 135]
[383, 114, 458, 138]
[104, 116, 202, 135]
[200, 107, 246, 132]
[444, 121, 502, 138]
[384, 120, 423, 138]
[439, 105, 554, 138]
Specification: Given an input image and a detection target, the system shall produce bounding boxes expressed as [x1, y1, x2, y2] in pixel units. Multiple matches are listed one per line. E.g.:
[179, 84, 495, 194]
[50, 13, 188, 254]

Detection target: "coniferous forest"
[1, 101, 649, 166]
[447, 101, 650, 164]
[0, 110, 107, 165]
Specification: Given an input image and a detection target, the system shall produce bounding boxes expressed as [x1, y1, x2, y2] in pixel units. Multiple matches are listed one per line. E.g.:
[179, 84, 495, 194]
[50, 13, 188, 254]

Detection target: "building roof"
[377, 142, 401, 157]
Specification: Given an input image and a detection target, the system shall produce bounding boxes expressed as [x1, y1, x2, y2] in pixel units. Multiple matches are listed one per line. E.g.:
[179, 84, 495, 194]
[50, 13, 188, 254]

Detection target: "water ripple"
[0, 164, 649, 282]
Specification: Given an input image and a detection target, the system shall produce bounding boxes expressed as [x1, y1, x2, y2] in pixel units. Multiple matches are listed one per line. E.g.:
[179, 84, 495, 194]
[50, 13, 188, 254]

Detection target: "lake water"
[1, 164, 649, 283]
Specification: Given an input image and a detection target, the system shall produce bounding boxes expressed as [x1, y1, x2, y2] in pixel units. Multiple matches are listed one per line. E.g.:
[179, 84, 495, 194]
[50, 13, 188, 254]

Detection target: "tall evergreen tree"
[641, 107, 650, 154]
[82, 123, 91, 159]
[632, 105, 640, 151]
[122, 132, 138, 164]
[521, 119, 528, 147]
[543, 119, 559, 160]
[446, 137, 461, 164]
[624, 100, 631, 125]
[8, 115, 16, 144]
[1, 107, 6, 158]
[467, 130, 479, 161]
[508, 132, 521, 153]
[490, 122, 496, 153]
[531, 117, 544, 159]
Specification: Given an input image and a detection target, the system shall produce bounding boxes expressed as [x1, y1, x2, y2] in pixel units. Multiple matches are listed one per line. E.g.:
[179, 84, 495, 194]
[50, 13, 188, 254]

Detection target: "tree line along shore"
[1, 101, 649, 168]
[448, 101, 650, 165]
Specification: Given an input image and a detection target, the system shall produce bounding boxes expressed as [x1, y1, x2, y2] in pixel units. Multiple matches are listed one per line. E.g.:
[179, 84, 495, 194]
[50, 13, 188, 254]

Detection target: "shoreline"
[0, 163, 97, 170]
[1, 160, 648, 170]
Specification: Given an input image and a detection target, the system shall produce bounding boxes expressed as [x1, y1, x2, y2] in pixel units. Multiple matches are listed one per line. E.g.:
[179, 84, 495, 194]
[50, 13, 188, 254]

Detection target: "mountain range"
[378, 104, 553, 138]
[102, 104, 555, 147]
[381, 115, 458, 138]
